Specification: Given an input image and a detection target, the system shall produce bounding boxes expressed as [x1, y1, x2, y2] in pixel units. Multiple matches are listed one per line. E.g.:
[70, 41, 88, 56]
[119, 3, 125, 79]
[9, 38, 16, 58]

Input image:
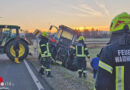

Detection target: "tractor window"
[0, 28, 2, 36]
[0, 28, 2, 41]
[11, 29, 18, 37]
[61, 31, 73, 40]
[3, 28, 10, 32]
[2, 28, 17, 37]
[2, 28, 11, 36]
[57, 30, 62, 38]
[11, 29, 17, 34]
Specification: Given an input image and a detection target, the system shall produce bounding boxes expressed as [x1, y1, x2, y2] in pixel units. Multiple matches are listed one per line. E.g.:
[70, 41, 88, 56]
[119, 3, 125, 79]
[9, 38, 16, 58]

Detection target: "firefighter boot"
[47, 71, 52, 77]
[83, 72, 87, 79]
[14, 58, 20, 64]
[39, 68, 44, 75]
[78, 72, 82, 78]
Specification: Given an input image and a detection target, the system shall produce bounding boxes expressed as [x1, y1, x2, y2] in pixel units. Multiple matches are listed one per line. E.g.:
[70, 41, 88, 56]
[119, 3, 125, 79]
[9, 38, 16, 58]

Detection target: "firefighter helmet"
[78, 36, 85, 41]
[41, 31, 48, 37]
[110, 12, 130, 33]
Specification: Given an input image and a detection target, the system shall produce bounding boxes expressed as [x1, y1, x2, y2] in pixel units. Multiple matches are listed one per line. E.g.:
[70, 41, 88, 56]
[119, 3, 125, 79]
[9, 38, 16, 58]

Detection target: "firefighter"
[39, 32, 52, 77]
[13, 36, 20, 64]
[95, 12, 130, 90]
[73, 36, 90, 78]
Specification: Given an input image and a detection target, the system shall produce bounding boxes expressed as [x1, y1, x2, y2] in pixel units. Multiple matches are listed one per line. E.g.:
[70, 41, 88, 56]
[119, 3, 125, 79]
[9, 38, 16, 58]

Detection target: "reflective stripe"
[76, 55, 86, 57]
[73, 47, 76, 50]
[43, 51, 48, 54]
[82, 46, 85, 56]
[83, 70, 87, 73]
[41, 43, 51, 57]
[87, 54, 90, 57]
[116, 66, 124, 90]
[46, 43, 51, 56]
[46, 69, 51, 72]
[76, 46, 86, 57]
[56, 60, 62, 65]
[85, 48, 88, 50]
[121, 67, 124, 90]
[41, 54, 46, 57]
[78, 69, 82, 72]
[99, 61, 113, 74]
[76, 46, 78, 56]
[41, 44, 46, 47]
[41, 65, 46, 69]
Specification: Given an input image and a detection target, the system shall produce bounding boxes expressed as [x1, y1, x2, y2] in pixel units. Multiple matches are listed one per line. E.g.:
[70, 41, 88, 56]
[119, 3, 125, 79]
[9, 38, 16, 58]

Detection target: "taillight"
[51, 38, 56, 42]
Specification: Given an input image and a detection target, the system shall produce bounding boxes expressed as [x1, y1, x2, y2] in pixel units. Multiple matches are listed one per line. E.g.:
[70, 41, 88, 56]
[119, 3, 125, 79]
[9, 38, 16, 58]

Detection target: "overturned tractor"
[49, 25, 78, 71]
[33, 25, 78, 70]
[0, 25, 29, 61]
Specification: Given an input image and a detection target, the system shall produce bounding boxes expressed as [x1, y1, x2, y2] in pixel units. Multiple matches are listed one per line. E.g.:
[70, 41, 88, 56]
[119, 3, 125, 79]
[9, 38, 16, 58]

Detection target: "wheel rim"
[10, 44, 25, 57]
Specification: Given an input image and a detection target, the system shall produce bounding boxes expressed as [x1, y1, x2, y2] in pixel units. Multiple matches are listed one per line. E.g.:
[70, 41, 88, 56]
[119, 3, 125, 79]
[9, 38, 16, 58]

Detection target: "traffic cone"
[14, 58, 20, 64]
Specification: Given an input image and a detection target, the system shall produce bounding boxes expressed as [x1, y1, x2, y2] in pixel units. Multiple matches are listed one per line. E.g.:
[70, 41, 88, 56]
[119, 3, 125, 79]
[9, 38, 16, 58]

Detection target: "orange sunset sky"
[0, 0, 130, 32]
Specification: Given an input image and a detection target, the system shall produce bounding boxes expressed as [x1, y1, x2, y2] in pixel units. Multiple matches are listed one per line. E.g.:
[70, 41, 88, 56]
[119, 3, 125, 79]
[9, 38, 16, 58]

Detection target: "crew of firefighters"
[12, 12, 130, 89]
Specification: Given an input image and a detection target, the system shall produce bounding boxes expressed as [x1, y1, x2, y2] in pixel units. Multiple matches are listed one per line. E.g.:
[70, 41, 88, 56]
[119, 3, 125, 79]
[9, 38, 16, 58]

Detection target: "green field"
[86, 38, 109, 42]
[89, 48, 102, 58]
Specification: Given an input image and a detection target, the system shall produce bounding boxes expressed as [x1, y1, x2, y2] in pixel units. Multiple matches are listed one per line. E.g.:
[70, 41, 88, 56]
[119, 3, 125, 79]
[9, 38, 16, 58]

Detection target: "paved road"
[0, 54, 52, 90]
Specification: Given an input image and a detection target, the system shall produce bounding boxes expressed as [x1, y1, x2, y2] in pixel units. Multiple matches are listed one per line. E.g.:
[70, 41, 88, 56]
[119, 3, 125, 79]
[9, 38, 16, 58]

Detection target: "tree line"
[75, 28, 111, 38]
[24, 28, 111, 40]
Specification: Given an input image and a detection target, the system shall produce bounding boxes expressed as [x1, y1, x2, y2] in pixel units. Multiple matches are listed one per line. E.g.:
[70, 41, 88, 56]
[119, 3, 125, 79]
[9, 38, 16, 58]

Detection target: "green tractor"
[0, 25, 29, 61]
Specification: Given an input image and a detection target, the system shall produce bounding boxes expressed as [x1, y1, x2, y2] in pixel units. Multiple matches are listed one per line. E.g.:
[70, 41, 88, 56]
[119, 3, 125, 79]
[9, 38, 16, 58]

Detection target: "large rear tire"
[5, 39, 29, 61]
[65, 54, 78, 71]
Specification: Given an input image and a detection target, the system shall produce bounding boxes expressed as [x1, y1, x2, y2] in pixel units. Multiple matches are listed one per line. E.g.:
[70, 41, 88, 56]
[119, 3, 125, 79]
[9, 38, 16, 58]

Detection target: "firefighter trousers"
[77, 57, 87, 78]
[14, 49, 19, 57]
[40, 57, 51, 76]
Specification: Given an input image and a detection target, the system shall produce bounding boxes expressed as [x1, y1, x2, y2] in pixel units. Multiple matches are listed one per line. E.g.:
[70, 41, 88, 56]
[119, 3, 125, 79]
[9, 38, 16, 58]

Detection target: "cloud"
[72, 4, 103, 16]
[73, 0, 109, 17]
[93, 0, 110, 16]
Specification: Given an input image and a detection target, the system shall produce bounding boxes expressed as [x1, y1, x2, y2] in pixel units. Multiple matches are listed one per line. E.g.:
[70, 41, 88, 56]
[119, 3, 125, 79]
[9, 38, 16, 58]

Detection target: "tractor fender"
[4, 38, 15, 53]
[20, 38, 29, 45]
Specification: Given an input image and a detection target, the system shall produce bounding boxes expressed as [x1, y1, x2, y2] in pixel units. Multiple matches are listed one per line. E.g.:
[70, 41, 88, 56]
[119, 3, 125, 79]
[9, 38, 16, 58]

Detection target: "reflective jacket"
[95, 33, 130, 90]
[73, 41, 90, 58]
[39, 36, 51, 58]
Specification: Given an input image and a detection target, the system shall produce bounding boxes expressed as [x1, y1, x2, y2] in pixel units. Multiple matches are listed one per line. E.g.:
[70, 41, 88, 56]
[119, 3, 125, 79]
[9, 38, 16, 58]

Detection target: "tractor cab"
[0, 25, 20, 46]
[50, 25, 77, 70]
[57, 25, 77, 46]
[0, 25, 29, 61]
[49, 25, 77, 47]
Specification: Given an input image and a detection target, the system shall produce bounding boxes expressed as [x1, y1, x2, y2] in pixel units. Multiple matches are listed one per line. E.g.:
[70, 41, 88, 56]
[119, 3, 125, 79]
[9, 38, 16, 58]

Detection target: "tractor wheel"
[65, 55, 78, 71]
[5, 39, 29, 61]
